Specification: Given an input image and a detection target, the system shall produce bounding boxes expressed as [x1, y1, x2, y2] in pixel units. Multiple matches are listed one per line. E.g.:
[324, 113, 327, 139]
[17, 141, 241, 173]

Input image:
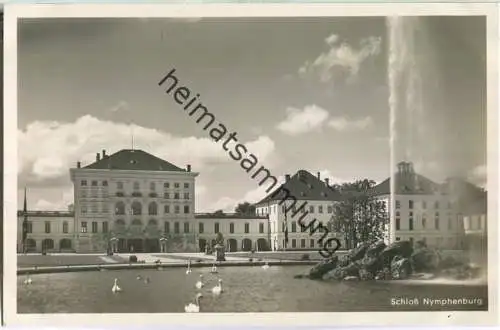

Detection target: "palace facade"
[17, 149, 486, 253]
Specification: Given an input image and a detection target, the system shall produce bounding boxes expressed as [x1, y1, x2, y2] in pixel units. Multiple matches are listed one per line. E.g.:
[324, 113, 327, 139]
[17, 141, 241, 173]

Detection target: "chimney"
[317, 172, 321, 180]
[325, 178, 330, 186]
[187, 164, 191, 172]
[96, 153, 101, 161]
[102, 149, 106, 158]
[285, 174, 291, 182]
[77, 161, 81, 168]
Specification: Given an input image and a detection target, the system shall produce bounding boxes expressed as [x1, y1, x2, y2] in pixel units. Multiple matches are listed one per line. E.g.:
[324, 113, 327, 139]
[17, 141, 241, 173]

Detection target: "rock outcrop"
[297, 239, 483, 283]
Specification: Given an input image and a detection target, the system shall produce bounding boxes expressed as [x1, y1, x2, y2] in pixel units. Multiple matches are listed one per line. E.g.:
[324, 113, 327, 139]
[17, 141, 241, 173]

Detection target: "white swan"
[112, 278, 122, 293]
[23, 275, 32, 285]
[195, 274, 204, 289]
[136, 275, 142, 280]
[184, 293, 203, 313]
[212, 278, 223, 295]
[186, 260, 192, 274]
[210, 262, 218, 274]
[262, 262, 270, 270]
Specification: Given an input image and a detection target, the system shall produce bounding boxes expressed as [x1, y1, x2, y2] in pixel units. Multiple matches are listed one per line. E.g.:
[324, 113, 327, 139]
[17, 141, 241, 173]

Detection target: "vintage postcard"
[2, 2, 499, 327]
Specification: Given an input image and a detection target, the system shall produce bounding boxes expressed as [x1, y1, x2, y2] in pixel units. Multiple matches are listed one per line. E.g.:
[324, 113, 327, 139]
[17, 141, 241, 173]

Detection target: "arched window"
[115, 201, 125, 215]
[115, 219, 125, 226]
[148, 219, 158, 226]
[131, 201, 142, 215]
[148, 202, 158, 215]
[131, 219, 142, 226]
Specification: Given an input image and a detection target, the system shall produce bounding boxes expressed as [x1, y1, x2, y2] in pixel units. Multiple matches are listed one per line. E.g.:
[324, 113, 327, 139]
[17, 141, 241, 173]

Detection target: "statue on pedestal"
[214, 232, 226, 262]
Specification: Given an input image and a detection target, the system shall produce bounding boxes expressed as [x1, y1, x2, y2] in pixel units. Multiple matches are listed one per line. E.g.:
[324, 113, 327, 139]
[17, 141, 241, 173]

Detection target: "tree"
[330, 179, 388, 249]
[212, 210, 225, 217]
[235, 202, 256, 215]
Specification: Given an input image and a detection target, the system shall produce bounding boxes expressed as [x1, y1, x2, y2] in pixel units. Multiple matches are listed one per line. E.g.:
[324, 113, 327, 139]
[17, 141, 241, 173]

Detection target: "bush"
[129, 255, 138, 263]
[301, 254, 310, 261]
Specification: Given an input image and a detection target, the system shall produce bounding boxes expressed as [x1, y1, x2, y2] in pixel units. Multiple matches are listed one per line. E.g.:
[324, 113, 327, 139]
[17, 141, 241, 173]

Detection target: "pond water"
[18, 265, 487, 313]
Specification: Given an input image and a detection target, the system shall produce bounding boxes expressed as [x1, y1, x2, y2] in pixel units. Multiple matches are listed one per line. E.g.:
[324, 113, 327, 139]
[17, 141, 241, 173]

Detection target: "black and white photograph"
[2, 3, 498, 326]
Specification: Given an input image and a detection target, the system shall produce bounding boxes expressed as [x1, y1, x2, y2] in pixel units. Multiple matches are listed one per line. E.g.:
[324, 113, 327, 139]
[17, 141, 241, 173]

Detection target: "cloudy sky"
[17, 16, 487, 212]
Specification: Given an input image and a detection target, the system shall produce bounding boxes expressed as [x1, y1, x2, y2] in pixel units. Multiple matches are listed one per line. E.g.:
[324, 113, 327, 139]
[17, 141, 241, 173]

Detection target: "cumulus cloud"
[318, 169, 351, 186]
[327, 116, 374, 131]
[468, 164, 487, 188]
[208, 176, 286, 213]
[18, 115, 276, 186]
[275, 105, 374, 136]
[276, 105, 329, 135]
[299, 34, 382, 83]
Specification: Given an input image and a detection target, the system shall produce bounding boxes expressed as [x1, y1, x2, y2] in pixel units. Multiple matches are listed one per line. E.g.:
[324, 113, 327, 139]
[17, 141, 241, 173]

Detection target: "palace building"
[17, 150, 485, 254]
[18, 148, 269, 253]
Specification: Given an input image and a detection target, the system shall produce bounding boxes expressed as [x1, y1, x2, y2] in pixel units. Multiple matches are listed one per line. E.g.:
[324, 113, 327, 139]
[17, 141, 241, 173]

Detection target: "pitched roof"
[254, 170, 343, 206]
[369, 173, 443, 196]
[83, 149, 186, 172]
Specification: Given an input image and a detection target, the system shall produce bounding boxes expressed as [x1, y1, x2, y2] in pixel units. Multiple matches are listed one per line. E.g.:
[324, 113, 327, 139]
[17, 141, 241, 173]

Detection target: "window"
[327, 206, 333, 213]
[164, 221, 170, 233]
[395, 200, 401, 209]
[184, 205, 190, 214]
[447, 201, 452, 209]
[435, 217, 440, 230]
[301, 239, 306, 248]
[229, 223, 234, 234]
[174, 193, 180, 200]
[27, 221, 33, 233]
[174, 183, 180, 188]
[91, 180, 98, 186]
[434, 201, 439, 209]
[164, 192, 170, 199]
[91, 203, 98, 213]
[45, 221, 51, 233]
[131, 201, 142, 215]
[215, 222, 220, 233]
[150, 182, 156, 191]
[259, 223, 264, 233]
[318, 206, 323, 213]
[184, 192, 190, 200]
[102, 180, 108, 186]
[184, 222, 190, 233]
[396, 237, 401, 241]
[81, 180, 87, 186]
[301, 206, 306, 213]
[81, 221, 88, 233]
[102, 203, 109, 213]
[396, 218, 401, 230]
[133, 182, 140, 190]
[117, 181, 123, 190]
[92, 222, 98, 233]
[81, 190, 87, 198]
[409, 211, 413, 217]
[448, 217, 453, 230]
[63, 221, 68, 233]
[184, 183, 189, 189]
[292, 239, 297, 248]
[174, 205, 180, 214]
[291, 221, 297, 233]
[174, 222, 180, 234]
[422, 217, 427, 228]
[164, 205, 170, 214]
[164, 182, 170, 189]
[81, 205, 87, 214]
[422, 201, 427, 209]
[148, 202, 158, 215]
[309, 206, 314, 213]
[409, 200, 414, 209]
[91, 190, 98, 198]
[199, 223, 204, 234]
[409, 218, 414, 231]
[102, 221, 108, 233]
[310, 239, 314, 248]
[244, 223, 250, 234]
